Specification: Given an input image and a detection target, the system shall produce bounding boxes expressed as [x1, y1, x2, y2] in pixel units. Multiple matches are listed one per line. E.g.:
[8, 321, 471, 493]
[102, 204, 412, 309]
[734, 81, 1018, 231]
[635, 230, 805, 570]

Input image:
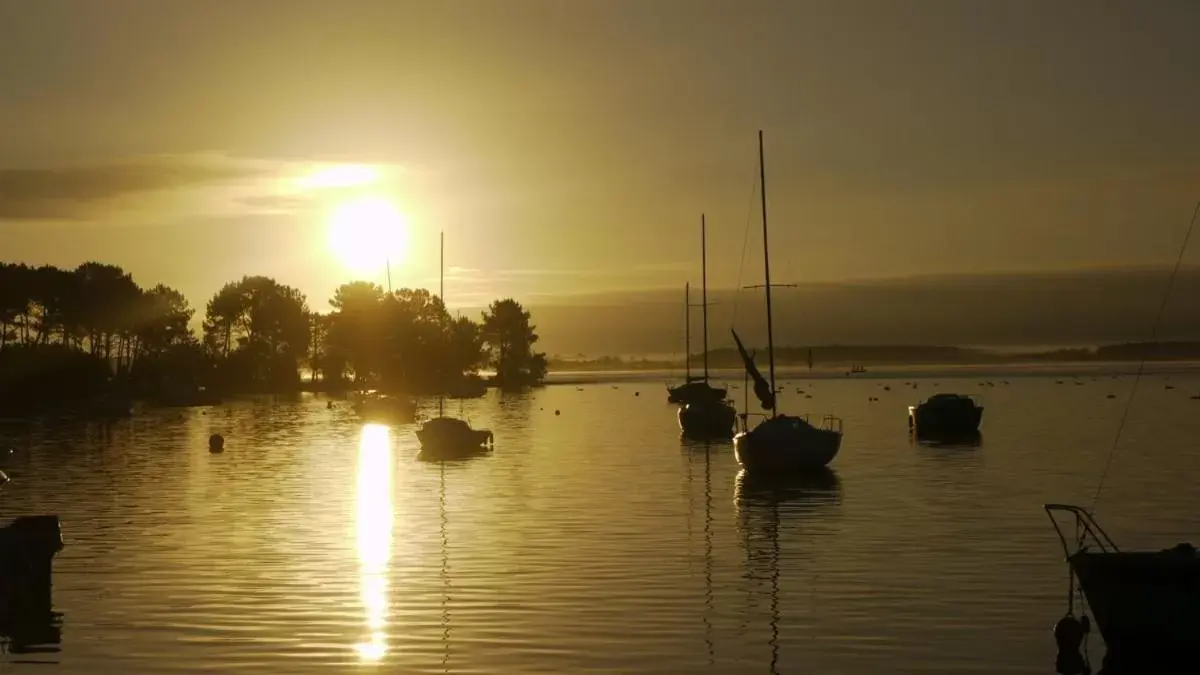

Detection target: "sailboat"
[667, 241, 727, 405]
[678, 215, 737, 438]
[415, 232, 494, 457]
[732, 131, 843, 472]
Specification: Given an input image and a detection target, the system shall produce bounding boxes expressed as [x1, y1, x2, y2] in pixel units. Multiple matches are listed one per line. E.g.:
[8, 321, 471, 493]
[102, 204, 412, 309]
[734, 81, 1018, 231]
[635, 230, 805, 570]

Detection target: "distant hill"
[486, 266, 1200, 357]
[547, 341, 1200, 371]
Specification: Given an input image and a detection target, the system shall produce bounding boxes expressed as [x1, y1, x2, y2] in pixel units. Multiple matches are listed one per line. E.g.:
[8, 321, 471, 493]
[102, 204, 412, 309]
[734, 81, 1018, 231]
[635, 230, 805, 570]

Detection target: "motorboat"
[908, 393, 983, 437]
[731, 131, 843, 472]
[1045, 503, 1199, 665]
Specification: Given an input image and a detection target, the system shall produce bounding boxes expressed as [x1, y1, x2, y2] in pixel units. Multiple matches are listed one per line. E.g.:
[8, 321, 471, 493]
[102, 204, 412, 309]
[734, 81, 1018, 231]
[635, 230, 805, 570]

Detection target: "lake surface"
[3, 369, 1200, 673]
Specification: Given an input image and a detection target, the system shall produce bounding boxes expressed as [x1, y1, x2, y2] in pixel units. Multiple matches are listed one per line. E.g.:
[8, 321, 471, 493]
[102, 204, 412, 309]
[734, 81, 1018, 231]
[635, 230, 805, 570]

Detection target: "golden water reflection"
[355, 424, 394, 662]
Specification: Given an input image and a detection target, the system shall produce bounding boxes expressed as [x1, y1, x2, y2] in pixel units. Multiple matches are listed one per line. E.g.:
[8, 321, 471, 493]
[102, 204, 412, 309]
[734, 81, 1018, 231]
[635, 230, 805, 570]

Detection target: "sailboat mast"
[684, 283, 691, 381]
[758, 130, 777, 415]
[439, 231, 445, 417]
[701, 214, 709, 382]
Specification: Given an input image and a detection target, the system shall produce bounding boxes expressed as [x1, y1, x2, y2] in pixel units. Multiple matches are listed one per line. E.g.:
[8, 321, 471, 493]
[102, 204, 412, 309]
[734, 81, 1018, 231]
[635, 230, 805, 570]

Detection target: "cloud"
[0, 154, 275, 220]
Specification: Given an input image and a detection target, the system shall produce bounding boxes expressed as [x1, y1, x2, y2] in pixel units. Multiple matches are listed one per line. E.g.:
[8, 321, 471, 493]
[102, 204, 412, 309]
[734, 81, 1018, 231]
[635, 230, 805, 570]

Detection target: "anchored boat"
[732, 131, 843, 472]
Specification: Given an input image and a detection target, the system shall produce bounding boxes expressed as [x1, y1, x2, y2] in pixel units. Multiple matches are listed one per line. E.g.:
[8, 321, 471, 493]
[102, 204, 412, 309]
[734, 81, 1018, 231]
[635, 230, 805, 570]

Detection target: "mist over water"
[3, 369, 1198, 673]
[518, 268, 1200, 356]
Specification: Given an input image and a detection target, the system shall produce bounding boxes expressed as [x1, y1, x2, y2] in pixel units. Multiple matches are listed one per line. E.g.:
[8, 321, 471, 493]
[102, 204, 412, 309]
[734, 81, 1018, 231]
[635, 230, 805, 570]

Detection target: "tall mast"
[701, 214, 710, 382]
[684, 283, 691, 381]
[758, 130, 777, 416]
[439, 231, 445, 417]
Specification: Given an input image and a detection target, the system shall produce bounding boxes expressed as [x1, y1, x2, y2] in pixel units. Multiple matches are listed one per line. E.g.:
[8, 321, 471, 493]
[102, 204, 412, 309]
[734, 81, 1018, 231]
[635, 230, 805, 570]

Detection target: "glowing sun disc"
[328, 196, 409, 273]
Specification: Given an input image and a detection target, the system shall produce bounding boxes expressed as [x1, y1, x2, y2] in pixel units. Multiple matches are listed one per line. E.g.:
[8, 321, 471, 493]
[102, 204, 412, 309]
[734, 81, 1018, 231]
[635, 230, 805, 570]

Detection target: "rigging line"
[1091, 200, 1200, 510]
[730, 163, 761, 329]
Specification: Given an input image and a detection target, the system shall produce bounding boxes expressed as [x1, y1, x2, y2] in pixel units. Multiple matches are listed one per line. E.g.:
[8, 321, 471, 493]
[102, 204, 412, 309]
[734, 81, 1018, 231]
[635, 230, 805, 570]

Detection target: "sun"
[327, 196, 410, 274]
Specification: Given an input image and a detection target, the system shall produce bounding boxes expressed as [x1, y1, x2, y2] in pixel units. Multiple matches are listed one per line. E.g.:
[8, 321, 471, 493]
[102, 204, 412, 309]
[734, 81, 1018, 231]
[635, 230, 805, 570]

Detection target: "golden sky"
[1, 1, 1197, 310]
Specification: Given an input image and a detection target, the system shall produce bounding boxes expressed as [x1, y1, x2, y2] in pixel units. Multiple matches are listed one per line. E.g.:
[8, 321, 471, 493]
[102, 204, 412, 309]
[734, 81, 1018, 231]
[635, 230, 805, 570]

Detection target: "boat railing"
[820, 415, 843, 434]
[1044, 503, 1121, 557]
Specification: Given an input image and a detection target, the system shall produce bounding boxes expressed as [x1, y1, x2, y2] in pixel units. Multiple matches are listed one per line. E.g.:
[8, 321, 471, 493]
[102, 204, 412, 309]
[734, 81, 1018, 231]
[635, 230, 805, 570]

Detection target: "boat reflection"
[734, 468, 842, 675]
[911, 430, 983, 450]
[734, 468, 843, 510]
[682, 439, 720, 666]
[354, 424, 393, 662]
[0, 610, 61, 659]
[415, 444, 491, 464]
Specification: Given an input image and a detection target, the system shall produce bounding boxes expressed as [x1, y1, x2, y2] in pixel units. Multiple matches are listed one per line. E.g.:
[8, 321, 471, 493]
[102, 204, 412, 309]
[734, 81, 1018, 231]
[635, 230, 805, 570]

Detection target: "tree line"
[0, 261, 546, 414]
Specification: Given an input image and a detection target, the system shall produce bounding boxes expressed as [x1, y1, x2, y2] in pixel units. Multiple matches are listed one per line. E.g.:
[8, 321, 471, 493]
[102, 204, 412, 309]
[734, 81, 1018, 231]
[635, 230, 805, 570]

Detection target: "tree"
[481, 298, 546, 388]
[201, 275, 310, 391]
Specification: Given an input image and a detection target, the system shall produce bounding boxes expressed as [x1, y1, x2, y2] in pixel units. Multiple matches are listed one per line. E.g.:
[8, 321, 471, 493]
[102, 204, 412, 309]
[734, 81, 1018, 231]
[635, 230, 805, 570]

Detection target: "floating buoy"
[326, 401, 334, 409]
[208, 434, 225, 453]
[554, 410, 561, 416]
[634, 392, 640, 397]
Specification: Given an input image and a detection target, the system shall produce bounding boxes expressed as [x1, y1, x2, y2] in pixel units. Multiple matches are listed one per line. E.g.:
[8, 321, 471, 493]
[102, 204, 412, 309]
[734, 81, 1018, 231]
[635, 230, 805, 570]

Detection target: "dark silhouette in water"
[0, 260, 547, 419]
[735, 468, 842, 674]
[0, 472, 63, 658]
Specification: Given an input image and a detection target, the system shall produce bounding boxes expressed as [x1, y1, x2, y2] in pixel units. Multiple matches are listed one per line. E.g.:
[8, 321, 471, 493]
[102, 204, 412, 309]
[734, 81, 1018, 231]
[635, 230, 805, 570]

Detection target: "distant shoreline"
[543, 359, 1200, 386]
[547, 341, 1200, 372]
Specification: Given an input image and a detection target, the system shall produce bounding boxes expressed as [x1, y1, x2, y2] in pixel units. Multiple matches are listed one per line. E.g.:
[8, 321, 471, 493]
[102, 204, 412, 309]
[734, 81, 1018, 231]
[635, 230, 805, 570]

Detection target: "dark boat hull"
[0, 516, 63, 615]
[734, 417, 841, 471]
[677, 399, 736, 439]
[667, 381, 727, 405]
[908, 404, 983, 436]
[1070, 548, 1200, 657]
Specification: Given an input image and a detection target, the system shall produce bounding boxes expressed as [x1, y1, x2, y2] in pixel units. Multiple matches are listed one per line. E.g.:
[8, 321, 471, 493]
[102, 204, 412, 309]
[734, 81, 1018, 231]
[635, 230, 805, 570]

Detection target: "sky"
[1, 0, 1198, 315]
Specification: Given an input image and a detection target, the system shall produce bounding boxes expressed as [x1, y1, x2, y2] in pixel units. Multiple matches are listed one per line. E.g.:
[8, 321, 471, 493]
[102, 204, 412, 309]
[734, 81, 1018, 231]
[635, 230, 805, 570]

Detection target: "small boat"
[352, 391, 417, 422]
[908, 393, 983, 437]
[416, 416, 494, 456]
[0, 471, 63, 617]
[1045, 504, 1199, 664]
[679, 396, 737, 440]
[732, 131, 843, 472]
[416, 232, 494, 458]
[676, 216, 737, 439]
[667, 379, 727, 405]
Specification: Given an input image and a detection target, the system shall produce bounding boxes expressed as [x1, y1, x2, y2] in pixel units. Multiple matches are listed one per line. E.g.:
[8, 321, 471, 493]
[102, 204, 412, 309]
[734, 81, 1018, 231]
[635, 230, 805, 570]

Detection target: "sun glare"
[328, 196, 410, 274]
[298, 164, 379, 190]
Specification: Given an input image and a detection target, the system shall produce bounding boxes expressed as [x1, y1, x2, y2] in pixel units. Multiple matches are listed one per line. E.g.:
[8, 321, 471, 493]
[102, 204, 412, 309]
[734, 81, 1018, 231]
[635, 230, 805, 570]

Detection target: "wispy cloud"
[0, 154, 278, 220]
[0, 154, 415, 223]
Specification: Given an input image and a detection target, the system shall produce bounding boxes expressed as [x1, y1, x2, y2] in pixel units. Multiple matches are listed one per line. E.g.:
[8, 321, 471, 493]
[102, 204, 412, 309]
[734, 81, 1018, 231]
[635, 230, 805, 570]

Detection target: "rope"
[730, 164, 761, 330]
[1091, 200, 1200, 509]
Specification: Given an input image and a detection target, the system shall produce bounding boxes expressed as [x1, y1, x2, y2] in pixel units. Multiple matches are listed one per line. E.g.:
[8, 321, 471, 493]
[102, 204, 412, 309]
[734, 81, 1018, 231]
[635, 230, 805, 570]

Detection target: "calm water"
[3, 370, 1200, 673]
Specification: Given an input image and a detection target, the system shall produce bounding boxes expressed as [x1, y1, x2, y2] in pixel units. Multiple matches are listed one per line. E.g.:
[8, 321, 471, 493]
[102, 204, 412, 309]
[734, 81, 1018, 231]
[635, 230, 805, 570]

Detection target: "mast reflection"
[355, 424, 394, 662]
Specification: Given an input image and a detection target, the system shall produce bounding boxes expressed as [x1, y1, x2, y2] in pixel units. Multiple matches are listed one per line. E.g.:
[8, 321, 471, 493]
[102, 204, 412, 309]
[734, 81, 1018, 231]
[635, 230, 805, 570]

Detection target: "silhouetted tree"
[2, 259, 543, 413]
[201, 276, 310, 392]
[481, 299, 546, 389]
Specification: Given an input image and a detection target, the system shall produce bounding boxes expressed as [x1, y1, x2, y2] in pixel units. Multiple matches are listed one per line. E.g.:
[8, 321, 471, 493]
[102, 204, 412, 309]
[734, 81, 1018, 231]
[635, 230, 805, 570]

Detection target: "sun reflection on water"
[355, 424, 394, 662]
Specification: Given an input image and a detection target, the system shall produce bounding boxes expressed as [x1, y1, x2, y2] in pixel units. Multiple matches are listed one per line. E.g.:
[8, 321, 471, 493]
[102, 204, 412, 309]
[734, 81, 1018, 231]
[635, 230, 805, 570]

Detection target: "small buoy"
[634, 392, 640, 397]
[1106, 394, 1116, 399]
[554, 410, 561, 416]
[208, 434, 225, 453]
[326, 401, 334, 409]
